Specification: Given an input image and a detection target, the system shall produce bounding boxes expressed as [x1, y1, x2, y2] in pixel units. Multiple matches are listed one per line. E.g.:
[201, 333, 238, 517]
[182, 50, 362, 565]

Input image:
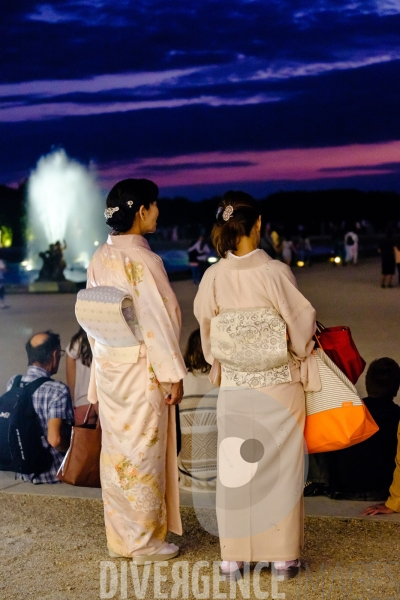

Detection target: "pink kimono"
[194, 249, 320, 562]
[86, 234, 187, 557]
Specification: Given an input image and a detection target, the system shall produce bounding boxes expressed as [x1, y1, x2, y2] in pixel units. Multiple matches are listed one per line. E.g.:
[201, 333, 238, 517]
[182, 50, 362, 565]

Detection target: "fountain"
[25, 149, 107, 291]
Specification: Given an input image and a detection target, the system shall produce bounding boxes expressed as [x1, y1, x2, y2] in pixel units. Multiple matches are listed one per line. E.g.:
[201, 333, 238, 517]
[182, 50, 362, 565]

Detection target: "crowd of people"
[2, 179, 400, 581]
[187, 222, 367, 273]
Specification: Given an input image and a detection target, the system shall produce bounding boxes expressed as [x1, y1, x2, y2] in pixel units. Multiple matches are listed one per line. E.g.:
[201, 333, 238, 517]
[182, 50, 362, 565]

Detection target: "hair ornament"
[104, 206, 119, 219]
[126, 200, 133, 208]
[222, 205, 234, 221]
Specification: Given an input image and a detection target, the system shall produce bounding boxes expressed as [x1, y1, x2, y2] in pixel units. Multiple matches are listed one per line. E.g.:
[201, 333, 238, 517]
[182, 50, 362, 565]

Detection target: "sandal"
[108, 542, 179, 563]
[272, 559, 301, 580]
[132, 542, 179, 565]
[219, 561, 244, 581]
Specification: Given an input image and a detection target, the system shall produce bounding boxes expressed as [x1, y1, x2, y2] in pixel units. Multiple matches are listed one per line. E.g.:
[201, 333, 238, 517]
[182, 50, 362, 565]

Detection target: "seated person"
[66, 326, 95, 426]
[328, 357, 400, 500]
[363, 422, 400, 516]
[7, 330, 74, 484]
[178, 328, 218, 492]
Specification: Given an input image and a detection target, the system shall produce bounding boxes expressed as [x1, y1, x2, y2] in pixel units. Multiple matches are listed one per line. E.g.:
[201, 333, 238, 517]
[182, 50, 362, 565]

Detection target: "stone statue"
[38, 240, 67, 281]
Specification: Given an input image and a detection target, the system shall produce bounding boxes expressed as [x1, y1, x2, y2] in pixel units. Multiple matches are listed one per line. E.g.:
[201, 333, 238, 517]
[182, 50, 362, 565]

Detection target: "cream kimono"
[194, 249, 320, 562]
[86, 234, 187, 558]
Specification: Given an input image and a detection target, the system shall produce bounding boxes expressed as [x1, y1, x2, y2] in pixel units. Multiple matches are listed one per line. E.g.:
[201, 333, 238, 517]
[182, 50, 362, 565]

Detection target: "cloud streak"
[0, 94, 281, 123]
[1, 0, 400, 194]
[96, 140, 400, 188]
[0, 68, 202, 98]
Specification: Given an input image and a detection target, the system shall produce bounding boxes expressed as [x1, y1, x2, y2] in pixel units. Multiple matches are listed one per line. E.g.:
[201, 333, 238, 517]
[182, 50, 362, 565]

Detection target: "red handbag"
[315, 322, 366, 385]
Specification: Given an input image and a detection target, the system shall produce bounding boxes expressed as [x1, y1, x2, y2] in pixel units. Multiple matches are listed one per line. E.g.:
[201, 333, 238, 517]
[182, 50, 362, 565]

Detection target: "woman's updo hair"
[105, 178, 158, 233]
[211, 190, 260, 258]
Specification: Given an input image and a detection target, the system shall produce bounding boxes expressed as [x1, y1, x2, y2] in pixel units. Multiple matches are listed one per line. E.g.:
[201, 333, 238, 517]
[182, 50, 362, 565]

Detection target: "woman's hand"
[361, 503, 394, 516]
[165, 380, 183, 405]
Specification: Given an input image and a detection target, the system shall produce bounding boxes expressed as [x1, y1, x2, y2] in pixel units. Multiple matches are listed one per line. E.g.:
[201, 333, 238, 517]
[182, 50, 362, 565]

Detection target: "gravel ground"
[1, 494, 400, 600]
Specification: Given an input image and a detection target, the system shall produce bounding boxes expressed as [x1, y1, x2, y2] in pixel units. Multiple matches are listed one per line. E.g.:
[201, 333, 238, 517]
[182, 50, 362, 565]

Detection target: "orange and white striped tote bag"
[304, 349, 379, 454]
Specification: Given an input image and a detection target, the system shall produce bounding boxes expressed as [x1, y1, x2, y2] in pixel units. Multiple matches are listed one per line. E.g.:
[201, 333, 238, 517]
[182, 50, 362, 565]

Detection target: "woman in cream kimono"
[86, 179, 187, 563]
[194, 191, 320, 578]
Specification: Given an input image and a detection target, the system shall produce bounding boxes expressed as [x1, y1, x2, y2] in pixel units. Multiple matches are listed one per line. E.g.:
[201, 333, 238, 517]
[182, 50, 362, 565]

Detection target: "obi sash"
[75, 286, 141, 364]
[210, 307, 292, 388]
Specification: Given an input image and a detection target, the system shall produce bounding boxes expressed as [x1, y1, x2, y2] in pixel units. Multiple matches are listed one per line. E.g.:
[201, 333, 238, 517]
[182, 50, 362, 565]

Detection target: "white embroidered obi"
[75, 286, 141, 363]
[210, 307, 292, 388]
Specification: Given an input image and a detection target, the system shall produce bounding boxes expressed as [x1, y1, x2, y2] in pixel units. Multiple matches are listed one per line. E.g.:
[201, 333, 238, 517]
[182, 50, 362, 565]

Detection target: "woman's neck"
[232, 236, 257, 256]
[120, 222, 143, 236]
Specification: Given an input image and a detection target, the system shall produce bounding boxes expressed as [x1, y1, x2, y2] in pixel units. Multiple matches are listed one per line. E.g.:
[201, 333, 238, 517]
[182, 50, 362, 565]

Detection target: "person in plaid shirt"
[7, 330, 74, 484]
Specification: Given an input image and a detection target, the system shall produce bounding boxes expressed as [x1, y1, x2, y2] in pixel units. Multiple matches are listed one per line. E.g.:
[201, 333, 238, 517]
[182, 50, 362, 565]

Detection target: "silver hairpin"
[104, 206, 120, 219]
[126, 200, 133, 208]
[222, 205, 234, 221]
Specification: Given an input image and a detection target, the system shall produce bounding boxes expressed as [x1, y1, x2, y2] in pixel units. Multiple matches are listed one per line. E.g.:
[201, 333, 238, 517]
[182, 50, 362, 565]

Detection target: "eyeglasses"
[58, 349, 66, 357]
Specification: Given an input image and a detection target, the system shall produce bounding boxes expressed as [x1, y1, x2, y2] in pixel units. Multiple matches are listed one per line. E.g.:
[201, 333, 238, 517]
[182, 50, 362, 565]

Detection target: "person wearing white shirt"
[66, 326, 96, 425]
[188, 236, 211, 283]
[344, 230, 358, 265]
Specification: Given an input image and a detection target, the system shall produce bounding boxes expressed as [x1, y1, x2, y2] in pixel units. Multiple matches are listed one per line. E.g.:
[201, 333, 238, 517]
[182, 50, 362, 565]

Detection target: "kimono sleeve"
[140, 250, 182, 343]
[128, 249, 187, 385]
[84, 267, 99, 403]
[263, 263, 320, 391]
[263, 262, 316, 360]
[193, 264, 219, 365]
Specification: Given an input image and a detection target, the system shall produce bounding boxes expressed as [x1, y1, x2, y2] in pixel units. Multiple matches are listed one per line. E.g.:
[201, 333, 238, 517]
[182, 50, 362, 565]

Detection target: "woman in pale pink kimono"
[194, 191, 320, 578]
[86, 179, 187, 563]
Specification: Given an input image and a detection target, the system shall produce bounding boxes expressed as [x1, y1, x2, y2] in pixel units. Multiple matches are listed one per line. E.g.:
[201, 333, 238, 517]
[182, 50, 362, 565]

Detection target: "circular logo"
[190, 386, 308, 539]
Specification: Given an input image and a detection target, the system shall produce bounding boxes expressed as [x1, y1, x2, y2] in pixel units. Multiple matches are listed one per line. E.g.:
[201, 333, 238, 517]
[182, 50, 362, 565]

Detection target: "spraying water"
[27, 149, 107, 271]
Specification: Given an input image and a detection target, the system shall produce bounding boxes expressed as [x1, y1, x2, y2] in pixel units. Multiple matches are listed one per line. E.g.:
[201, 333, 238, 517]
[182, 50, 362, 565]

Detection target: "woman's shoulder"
[88, 245, 104, 264]
[198, 261, 220, 284]
[264, 257, 293, 276]
[262, 259, 298, 289]
[66, 340, 79, 359]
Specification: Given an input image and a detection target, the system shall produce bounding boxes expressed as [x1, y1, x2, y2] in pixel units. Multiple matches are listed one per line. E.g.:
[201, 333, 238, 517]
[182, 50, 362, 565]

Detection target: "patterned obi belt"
[75, 286, 142, 364]
[210, 307, 292, 388]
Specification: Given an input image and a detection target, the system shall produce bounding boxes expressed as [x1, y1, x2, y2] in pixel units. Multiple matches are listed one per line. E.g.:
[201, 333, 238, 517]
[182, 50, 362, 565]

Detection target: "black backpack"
[346, 235, 355, 246]
[0, 376, 54, 475]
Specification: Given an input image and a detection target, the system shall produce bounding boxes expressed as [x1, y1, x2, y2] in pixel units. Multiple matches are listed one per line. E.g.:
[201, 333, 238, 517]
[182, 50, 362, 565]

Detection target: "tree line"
[1, 183, 399, 253]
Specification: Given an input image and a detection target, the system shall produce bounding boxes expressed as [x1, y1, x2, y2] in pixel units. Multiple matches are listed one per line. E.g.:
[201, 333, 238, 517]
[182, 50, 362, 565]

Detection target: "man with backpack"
[0, 330, 73, 484]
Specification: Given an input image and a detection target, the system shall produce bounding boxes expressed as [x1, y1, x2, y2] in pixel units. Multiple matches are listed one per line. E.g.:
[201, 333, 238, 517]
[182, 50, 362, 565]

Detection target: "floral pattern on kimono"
[86, 233, 185, 556]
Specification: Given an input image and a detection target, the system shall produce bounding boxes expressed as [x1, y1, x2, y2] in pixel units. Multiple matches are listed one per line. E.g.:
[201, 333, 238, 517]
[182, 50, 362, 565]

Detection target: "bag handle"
[12, 375, 23, 389]
[314, 321, 325, 348]
[83, 403, 100, 428]
[20, 377, 52, 394]
[314, 334, 324, 351]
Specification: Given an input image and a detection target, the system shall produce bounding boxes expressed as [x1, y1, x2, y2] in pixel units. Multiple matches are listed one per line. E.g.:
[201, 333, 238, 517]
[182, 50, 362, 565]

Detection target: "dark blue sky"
[2, 0, 400, 198]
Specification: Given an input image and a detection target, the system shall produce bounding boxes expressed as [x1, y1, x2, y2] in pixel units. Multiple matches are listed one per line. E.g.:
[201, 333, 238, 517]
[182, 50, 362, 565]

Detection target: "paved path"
[1, 256, 399, 522]
[1, 470, 399, 523]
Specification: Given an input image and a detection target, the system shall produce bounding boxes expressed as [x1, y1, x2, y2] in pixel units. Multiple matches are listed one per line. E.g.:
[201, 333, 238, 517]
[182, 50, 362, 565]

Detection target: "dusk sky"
[2, 0, 400, 199]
